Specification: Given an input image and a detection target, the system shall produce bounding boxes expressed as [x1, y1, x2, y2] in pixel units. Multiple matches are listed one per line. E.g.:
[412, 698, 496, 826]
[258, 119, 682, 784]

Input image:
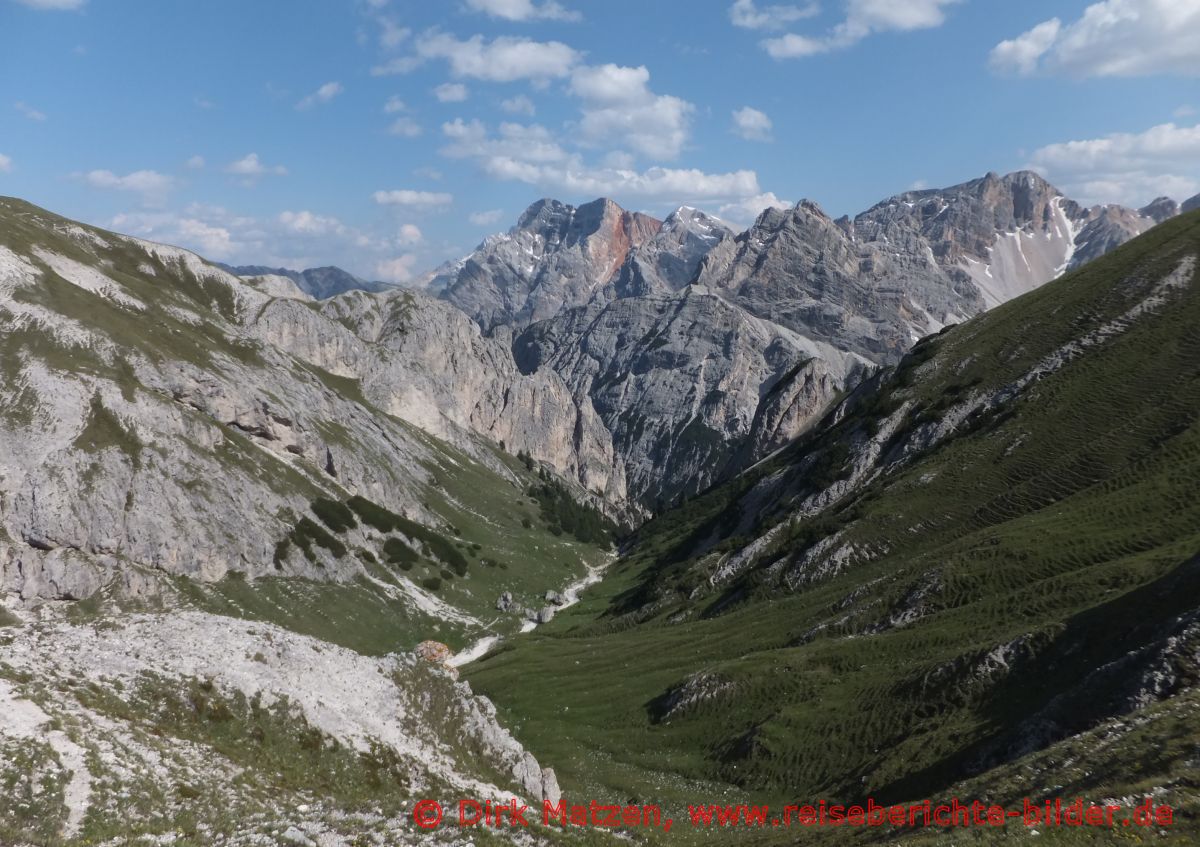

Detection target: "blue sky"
[1, 0, 1197, 282]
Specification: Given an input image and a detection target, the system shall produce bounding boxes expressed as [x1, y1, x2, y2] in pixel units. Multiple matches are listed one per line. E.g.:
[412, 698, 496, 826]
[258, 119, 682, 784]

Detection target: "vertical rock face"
[695, 199, 966, 362]
[436, 197, 661, 331]
[515, 286, 867, 507]
[611, 206, 735, 298]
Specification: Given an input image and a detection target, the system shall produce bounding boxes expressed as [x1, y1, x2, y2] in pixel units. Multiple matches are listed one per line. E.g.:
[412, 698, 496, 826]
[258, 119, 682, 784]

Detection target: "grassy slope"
[468, 212, 1200, 841]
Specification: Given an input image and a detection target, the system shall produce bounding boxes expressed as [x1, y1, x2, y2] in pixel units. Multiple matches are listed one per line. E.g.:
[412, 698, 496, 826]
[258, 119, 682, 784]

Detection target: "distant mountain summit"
[432, 197, 662, 330]
[221, 263, 396, 299]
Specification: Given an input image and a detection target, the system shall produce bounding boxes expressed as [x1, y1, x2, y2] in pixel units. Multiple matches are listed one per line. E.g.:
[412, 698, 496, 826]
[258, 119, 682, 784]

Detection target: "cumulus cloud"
[0, 154, 11, 173]
[729, 0, 820, 30]
[501, 95, 536, 116]
[388, 117, 424, 137]
[14, 101, 47, 121]
[384, 96, 408, 114]
[434, 82, 469, 102]
[226, 153, 288, 179]
[278, 210, 348, 237]
[185, 155, 206, 170]
[732, 106, 774, 141]
[569, 64, 694, 159]
[296, 81, 344, 110]
[83, 169, 174, 206]
[763, 0, 960, 58]
[436, 116, 757, 205]
[469, 209, 506, 226]
[378, 32, 581, 83]
[481, 158, 762, 202]
[463, 0, 580, 22]
[441, 118, 570, 164]
[376, 255, 420, 283]
[396, 223, 424, 246]
[1029, 121, 1200, 206]
[111, 203, 399, 275]
[989, 19, 1061, 76]
[373, 188, 455, 207]
[377, 18, 410, 49]
[717, 191, 792, 226]
[990, 0, 1200, 78]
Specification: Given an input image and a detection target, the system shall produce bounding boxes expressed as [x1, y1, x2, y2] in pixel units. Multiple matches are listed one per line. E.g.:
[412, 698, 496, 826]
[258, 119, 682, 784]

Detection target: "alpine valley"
[1, 169, 1198, 846]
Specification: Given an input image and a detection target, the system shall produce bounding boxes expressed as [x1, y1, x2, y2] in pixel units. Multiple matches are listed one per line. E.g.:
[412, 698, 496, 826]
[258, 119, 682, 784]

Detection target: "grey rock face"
[515, 286, 867, 506]
[0, 198, 584, 603]
[1183, 194, 1200, 214]
[1139, 196, 1179, 223]
[610, 206, 734, 298]
[696, 171, 1165, 365]
[436, 197, 661, 331]
[696, 199, 969, 363]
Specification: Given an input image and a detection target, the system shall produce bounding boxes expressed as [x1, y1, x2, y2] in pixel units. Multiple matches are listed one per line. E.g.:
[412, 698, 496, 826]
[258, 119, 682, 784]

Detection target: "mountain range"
[1, 172, 1198, 844]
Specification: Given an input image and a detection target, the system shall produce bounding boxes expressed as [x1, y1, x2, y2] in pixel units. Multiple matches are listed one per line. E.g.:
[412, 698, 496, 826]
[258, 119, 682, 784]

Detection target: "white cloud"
[569, 64, 650, 103]
[226, 153, 288, 178]
[762, 33, 829, 58]
[396, 223, 424, 246]
[764, 0, 960, 58]
[414, 166, 444, 180]
[111, 203, 401, 275]
[908, 178, 929, 190]
[376, 255, 419, 283]
[480, 158, 762, 203]
[569, 64, 694, 159]
[278, 210, 347, 236]
[377, 18, 410, 49]
[373, 189, 454, 207]
[388, 117, 424, 138]
[989, 19, 1062, 76]
[296, 81, 344, 110]
[717, 191, 792, 226]
[434, 82, 469, 102]
[469, 209, 506, 226]
[441, 118, 570, 165]
[83, 169, 174, 206]
[463, 0, 580, 21]
[0, 154, 11, 173]
[732, 106, 774, 141]
[602, 150, 636, 169]
[501, 95, 536, 116]
[384, 96, 408, 114]
[13, 0, 85, 9]
[1175, 105, 1197, 118]
[990, 0, 1200, 78]
[1029, 121, 1200, 205]
[185, 155, 206, 170]
[729, 0, 820, 30]
[436, 116, 758, 205]
[14, 101, 47, 121]
[381, 32, 581, 83]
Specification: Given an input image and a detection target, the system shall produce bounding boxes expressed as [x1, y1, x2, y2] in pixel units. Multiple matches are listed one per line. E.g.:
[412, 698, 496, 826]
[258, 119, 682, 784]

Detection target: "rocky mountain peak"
[1140, 196, 1180, 223]
[1183, 193, 1200, 214]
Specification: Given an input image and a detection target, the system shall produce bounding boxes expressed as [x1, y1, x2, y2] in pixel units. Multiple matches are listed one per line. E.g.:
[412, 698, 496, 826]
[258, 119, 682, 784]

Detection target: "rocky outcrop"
[515, 285, 868, 506]
[436, 197, 661, 331]
[696, 171, 1166, 363]
[610, 206, 734, 298]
